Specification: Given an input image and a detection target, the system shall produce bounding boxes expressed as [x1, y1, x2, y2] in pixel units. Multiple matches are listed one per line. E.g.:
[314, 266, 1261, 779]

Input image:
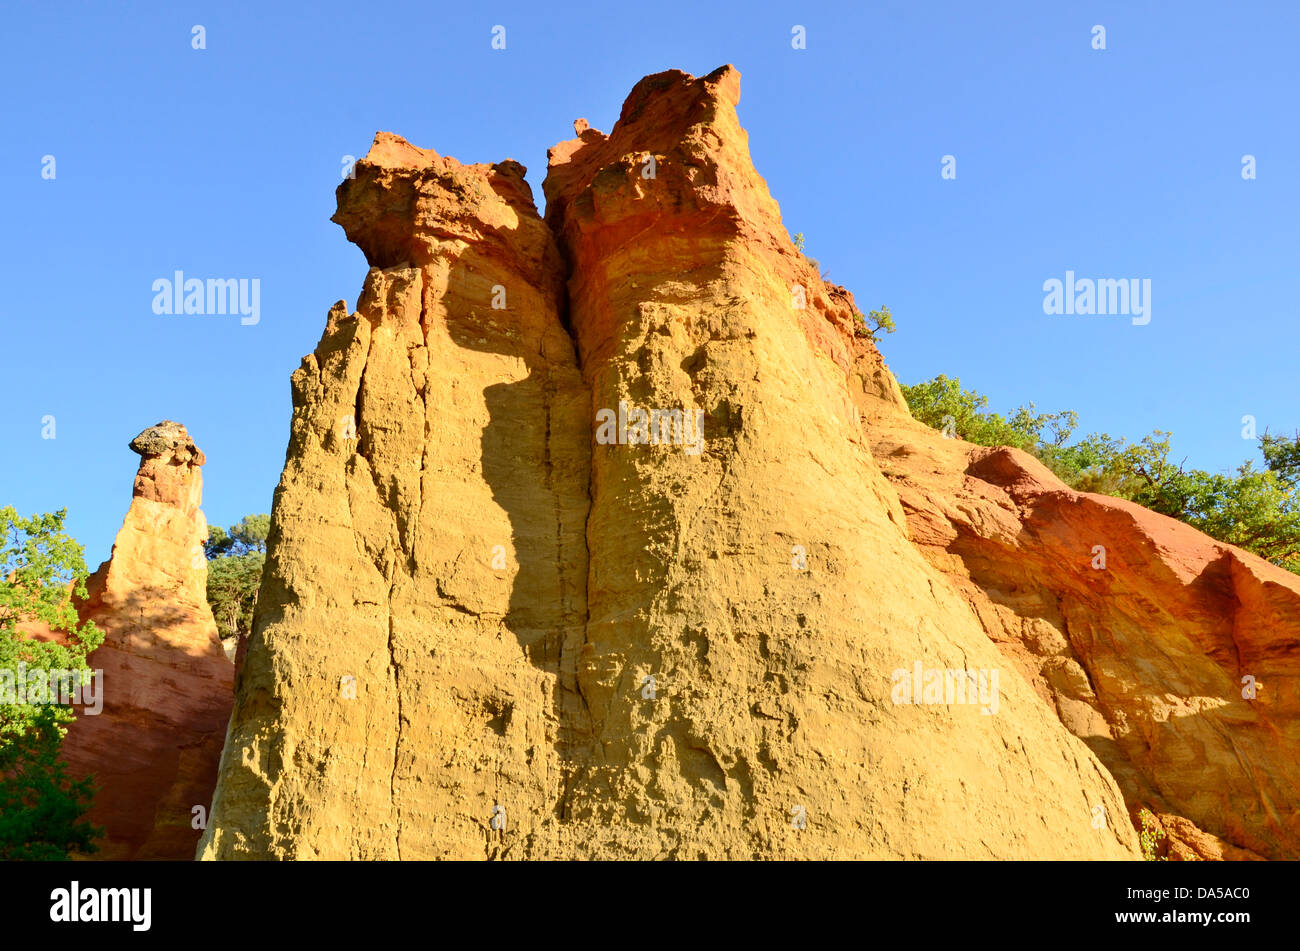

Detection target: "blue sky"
[3, 0, 1297, 566]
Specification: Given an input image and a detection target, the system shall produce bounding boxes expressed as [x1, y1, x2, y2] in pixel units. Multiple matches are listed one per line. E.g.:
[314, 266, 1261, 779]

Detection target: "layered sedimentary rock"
[58, 421, 234, 859]
[863, 412, 1300, 860]
[201, 68, 1171, 860]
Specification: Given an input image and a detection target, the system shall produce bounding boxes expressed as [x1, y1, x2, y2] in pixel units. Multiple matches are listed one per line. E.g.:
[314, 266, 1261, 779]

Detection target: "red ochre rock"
[55, 421, 234, 860]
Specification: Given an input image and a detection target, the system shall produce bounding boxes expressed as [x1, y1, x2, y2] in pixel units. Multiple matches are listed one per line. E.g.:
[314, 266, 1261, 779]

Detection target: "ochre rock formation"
[863, 413, 1300, 860]
[56, 421, 234, 859]
[200, 66, 1298, 860]
[200, 137, 591, 859]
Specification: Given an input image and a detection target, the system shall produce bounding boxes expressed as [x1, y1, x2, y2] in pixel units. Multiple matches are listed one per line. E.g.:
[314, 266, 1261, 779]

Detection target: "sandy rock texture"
[199, 137, 590, 859]
[199, 68, 1145, 860]
[865, 411, 1300, 860]
[58, 421, 234, 859]
[200, 66, 1298, 861]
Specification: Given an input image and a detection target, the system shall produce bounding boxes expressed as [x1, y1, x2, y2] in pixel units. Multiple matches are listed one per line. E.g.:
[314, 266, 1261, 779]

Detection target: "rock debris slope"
[201, 66, 1295, 860]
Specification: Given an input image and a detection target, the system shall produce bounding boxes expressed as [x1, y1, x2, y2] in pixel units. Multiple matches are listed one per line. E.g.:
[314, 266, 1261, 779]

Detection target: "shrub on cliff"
[901, 374, 1076, 452]
[902, 376, 1300, 575]
[0, 507, 104, 859]
[854, 307, 897, 343]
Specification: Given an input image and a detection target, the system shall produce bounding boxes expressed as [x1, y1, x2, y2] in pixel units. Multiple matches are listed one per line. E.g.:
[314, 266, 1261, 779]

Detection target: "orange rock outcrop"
[198, 67, 1298, 860]
[863, 417, 1300, 859]
[56, 421, 234, 859]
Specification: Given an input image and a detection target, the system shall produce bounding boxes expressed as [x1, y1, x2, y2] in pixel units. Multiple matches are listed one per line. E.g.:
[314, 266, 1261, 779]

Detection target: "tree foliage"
[0, 507, 104, 859]
[901, 376, 1300, 575]
[204, 513, 270, 559]
[854, 306, 897, 343]
[207, 552, 264, 641]
[205, 514, 269, 642]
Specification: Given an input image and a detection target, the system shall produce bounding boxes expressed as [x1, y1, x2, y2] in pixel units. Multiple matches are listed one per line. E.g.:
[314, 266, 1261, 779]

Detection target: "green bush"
[901, 376, 1300, 575]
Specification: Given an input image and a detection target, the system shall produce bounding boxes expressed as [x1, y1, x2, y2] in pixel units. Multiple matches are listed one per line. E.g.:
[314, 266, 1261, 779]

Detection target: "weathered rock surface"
[201, 68, 1168, 860]
[864, 411, 1300, 860]
[533, 66, 1147, 859]
[200, 139, 590, 859]
[58, 421, 235, 859]
[199, 65, 1300, 861]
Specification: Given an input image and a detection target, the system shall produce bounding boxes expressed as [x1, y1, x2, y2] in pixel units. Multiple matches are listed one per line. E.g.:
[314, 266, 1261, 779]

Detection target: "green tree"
[205, 514, 269, 643]
[207, 552, 265, 642]
[1166, 461, 1300, 572]
[0, 507, 104, 859]
[854, 306, 897, 343]
[900, 374, 1048, 449]
[901, 376, 1300, 576]
[1261, 430, 1300, 486]
[204, 513, 270, 559]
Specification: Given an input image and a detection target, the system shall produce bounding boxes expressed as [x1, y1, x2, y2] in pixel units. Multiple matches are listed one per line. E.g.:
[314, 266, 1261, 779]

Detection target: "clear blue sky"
[3, 0, 1297, 567]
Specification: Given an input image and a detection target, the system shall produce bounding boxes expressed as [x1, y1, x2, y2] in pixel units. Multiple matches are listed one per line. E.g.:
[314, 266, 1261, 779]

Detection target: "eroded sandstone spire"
[196, 65, 1300, 861]
[536, 66, 1139, 858]
[199, 137, 590, 859]
[201, 69, 1149, 859]
[57, 421, 233, 859]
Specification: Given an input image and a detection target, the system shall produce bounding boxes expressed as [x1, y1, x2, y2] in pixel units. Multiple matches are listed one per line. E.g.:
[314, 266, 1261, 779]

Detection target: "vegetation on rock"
[854, 306, 896, 342]
[902, 375, 1300, 574]
[1138, 808, 1168, 861]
